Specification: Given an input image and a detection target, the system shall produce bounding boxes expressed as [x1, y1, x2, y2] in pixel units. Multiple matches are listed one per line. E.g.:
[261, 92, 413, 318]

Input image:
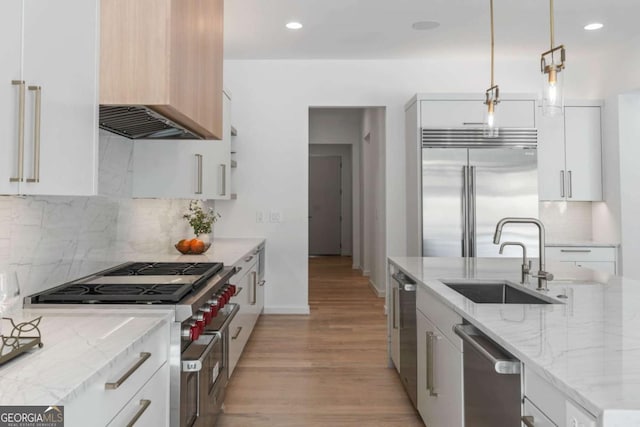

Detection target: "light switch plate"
[269, 211, 282, 223]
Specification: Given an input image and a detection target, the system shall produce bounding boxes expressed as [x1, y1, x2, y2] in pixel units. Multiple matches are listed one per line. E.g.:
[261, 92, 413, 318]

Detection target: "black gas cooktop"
[29, 262, 224, 304]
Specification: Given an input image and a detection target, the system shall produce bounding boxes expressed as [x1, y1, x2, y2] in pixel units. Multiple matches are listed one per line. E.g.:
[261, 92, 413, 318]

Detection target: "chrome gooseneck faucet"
[493, 217, 554, 291]
[499, 242, 531, 284]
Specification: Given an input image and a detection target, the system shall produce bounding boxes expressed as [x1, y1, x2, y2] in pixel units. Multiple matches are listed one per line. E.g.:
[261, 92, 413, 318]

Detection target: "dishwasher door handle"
[454, 324, 520, 374]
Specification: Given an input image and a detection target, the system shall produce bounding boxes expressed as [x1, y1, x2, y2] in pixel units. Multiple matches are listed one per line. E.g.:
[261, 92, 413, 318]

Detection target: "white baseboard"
[368, 279, 385, 297]
[263, 305, 311, 315]
[363, 269, 371, 277]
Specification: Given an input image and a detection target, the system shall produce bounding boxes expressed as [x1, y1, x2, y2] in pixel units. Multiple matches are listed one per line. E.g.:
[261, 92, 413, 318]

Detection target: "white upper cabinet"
[538, 104, 603, 201]
[420, 99, 535, 128]
[0, 0, 99, 196]
[132, 92, 231, 199]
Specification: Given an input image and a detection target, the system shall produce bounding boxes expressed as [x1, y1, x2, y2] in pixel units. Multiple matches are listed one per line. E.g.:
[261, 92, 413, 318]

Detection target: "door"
[21, 0, 99, 195]
[469, 148, 539, 258]
[564, 106, 602, 201]
[421, 148, 468, 257]
[308, 156, 342, 255]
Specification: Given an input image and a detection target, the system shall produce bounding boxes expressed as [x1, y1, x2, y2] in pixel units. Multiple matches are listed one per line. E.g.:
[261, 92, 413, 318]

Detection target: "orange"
[190, 239, 205, 253]
[176, 239, 192, 253]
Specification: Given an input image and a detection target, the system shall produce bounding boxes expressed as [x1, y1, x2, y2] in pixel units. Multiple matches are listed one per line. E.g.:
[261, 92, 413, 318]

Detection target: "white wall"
[217, 57, 605, 313]
[309, 108, 362, 145]
[309, 144, 353, 256]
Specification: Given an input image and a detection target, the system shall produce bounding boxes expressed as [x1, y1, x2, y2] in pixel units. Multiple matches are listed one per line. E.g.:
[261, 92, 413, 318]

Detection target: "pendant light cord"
[490, 0, 495, 87]
[549, 0, 555, 48]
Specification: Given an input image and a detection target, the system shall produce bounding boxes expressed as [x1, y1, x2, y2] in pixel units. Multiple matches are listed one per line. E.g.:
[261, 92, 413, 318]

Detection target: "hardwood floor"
[218, 256, 423, 427]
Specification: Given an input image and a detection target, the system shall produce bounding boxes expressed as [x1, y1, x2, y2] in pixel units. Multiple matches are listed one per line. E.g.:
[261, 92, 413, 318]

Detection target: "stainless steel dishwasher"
[394, 272, 418, 408]
[454, 324, 521, 426]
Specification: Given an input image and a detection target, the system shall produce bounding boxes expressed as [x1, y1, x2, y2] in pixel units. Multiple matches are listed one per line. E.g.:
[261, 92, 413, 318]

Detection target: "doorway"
[309, 155, 342, 255]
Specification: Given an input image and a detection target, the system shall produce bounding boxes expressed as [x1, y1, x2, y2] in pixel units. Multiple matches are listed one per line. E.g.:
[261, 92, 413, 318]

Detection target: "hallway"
[218, 256, 423, 426]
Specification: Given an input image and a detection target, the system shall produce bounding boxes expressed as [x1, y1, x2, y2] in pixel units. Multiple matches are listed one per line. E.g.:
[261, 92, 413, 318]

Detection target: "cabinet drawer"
[107, 362, 169, 427]
[546, 246, 616, 262]
[417, 286, 462, 351]
[231, 252, 258, 284]
[64, 321, 170, 426]
[523, 367, 564, 424]
[523, 398, 557, 426]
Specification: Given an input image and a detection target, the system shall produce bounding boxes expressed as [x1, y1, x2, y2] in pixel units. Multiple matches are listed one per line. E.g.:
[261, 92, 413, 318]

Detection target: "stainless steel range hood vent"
[99, 106, 201, 140]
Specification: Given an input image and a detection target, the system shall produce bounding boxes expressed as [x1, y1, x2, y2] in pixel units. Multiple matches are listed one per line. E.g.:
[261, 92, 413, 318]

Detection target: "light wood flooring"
[218, 256, 423, 427]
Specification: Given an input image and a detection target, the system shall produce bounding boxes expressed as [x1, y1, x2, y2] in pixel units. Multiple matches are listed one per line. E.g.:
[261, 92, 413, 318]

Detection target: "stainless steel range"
[26, 261, 239, 427]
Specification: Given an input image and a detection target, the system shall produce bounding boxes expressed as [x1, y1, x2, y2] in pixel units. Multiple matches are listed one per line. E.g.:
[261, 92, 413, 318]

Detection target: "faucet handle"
[532, 271, 554, 281]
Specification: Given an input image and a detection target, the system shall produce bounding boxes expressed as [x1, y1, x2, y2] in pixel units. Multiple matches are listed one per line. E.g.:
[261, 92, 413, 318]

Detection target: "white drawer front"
[107, 362, 169, 427]
[524, 367, 564, 425]
[416, 286, 462, 351]
[546, 246, 616, 262]
[64, 321, 170, 426]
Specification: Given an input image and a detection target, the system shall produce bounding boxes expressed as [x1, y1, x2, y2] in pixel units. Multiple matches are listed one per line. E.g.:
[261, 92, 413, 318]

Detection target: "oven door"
[180, 333, 224, 427]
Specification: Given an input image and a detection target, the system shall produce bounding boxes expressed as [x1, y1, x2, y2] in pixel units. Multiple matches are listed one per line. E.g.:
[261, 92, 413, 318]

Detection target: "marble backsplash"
[0, 131, 215, 298]
[539, 201, 593, 242]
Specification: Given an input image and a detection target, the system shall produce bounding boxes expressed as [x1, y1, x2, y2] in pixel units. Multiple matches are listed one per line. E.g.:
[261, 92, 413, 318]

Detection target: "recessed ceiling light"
[584, 22, 603, 31]
[286, 21, 303, 30]
[412, 21, 440, 31]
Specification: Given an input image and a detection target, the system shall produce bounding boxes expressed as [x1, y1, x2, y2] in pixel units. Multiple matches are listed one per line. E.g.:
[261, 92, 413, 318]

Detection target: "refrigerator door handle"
[469, 166, 477, 257]
[462, 166, 469, 257]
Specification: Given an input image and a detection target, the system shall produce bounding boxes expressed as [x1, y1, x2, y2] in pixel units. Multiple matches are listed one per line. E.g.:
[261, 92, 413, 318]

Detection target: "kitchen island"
[389, 257, 640, 426]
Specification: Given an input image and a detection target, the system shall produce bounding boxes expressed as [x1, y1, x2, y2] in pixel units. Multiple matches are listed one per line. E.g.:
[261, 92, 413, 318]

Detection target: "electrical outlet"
[269, 211, 282, 223]
[256, 211, 264, 223]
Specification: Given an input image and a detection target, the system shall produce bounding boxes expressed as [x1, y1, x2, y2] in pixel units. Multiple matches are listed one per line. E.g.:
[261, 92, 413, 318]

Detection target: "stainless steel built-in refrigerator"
[420, 129, 539, 258]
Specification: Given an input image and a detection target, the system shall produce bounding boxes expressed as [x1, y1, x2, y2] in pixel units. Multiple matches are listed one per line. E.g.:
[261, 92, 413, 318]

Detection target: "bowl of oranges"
[175, 238, 211, 255]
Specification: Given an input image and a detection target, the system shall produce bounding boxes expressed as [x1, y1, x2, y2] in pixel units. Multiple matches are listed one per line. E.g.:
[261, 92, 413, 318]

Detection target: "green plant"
[183, 200, 221, 236]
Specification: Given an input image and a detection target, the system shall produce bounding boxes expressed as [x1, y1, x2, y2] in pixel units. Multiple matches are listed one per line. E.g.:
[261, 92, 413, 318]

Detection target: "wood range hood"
[99, 0, 223, 140]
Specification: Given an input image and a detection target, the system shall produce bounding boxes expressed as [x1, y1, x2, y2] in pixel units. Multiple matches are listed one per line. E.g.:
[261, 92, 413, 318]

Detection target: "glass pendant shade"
[542, 64, 564, 116]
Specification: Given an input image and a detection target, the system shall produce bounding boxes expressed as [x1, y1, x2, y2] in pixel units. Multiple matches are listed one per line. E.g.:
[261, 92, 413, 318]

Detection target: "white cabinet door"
[564, 106, 602, 201]
[20, 0, 99, 196]
[0, 0, 23, 194]
[416, 310, 463, 427]
[132, 92, 231, 199]
[537, 112, 566, 201]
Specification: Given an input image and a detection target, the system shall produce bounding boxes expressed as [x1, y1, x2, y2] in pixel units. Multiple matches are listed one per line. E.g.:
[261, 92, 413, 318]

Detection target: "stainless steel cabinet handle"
[568, 170, 573, 198]
[219, 164, 226, 196]
[126, 399, 151, 427]
[462, 166, 469, 257]
[232, 326, 243, 340]
[426, 331, 439, 397]
[251, 271, 257, 305]
[195, 154, 203, 194]
[560, 170, 565, 198]
[10, 80, 25, 183]
[560, 249, 592, 253]
[462, 122, 486, 125]
[469, 166, 477, 257]
[258, 280, 266, 287]
[244, 255, 254, 262]
[26, 85, 42, 183]
[105, 352, 151, 389]
[521, 415, 536, 427]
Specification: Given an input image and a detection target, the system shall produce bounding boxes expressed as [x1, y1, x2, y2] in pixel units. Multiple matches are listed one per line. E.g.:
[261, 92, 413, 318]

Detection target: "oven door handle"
[181, 334, 221, 372]
[207, 303, 240, 339]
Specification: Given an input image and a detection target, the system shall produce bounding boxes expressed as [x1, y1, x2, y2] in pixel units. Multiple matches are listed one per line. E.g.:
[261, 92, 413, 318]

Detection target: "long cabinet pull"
[219, 164, 226, 196]
[521, 416, 536, 427]
[126, 399, 151, 427]
[560, 249, 592, 253]
[560, 170, 565, 198]
[232, 326, 243, 340]
[461, 166, 469, 257]
[392, 287, 398, 329]
[10, 80, 25, 183]
[469, 166, 476, 257]
[251, 271, 257, 305]
[426, 331, 439, 397]
[26, 85, 42, 183]
[195, 154, 203, 194]
[568, 170, 573, 198]
[105, 352, 151, 390]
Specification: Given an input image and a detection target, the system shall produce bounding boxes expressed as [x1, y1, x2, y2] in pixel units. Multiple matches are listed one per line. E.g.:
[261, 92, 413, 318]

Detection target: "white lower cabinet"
[107, 363, 169, 427]
[63, 321, 170, 426]
[546, 246, 617, 275]
[416, 310, 464, 427]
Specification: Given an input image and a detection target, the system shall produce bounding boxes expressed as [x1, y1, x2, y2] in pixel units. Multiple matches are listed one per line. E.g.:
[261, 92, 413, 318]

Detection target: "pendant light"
[484, 0, 499, 137]
[540, 0, 566, 116]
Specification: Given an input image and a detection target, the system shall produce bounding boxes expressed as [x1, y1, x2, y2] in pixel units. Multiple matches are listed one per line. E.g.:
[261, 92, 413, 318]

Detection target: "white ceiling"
[224, 0, 639, 60]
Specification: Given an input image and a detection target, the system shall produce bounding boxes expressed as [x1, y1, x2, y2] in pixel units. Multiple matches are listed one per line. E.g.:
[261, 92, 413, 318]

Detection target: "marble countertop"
[389, 257, 640, 421]
[0, 308, 172, 406]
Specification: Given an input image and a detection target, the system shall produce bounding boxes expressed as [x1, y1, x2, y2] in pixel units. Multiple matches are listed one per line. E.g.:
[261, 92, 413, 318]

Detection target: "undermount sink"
[441, 280, 561, 305]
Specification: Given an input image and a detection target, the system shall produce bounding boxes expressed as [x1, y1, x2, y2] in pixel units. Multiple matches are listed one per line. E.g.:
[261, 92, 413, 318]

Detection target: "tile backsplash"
[0, 131, 214, 298]
[539, 201, 593, 242]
